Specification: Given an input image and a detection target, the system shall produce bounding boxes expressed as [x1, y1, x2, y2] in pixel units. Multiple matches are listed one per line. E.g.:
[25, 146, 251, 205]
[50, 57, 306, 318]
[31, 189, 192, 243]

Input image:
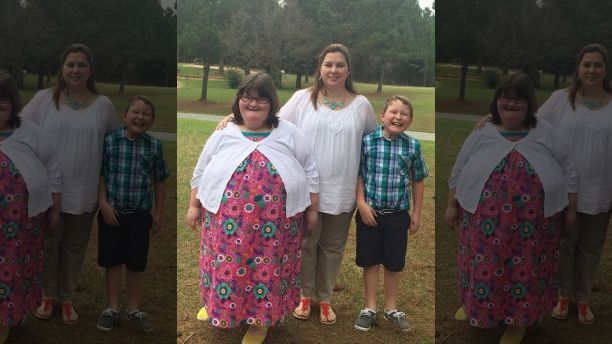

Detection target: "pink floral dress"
[199, 134, 304, 328]
[0, 143, 45, 326]
[457, 134, 562, 327]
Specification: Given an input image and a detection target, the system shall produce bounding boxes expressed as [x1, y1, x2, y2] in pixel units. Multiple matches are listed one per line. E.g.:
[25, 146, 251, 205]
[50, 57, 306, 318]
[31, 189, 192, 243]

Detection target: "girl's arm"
[186, 188, 202, 231]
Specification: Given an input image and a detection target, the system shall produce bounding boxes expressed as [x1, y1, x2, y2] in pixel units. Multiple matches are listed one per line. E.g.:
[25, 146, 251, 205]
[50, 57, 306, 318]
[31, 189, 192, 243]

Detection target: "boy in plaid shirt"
[96, 95, 170, 332]
[353, 95, 428, 333]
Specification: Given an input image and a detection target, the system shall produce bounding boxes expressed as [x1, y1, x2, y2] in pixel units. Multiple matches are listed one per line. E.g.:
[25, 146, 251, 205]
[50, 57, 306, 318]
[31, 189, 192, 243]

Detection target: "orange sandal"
[319, 302, 336, 325]
[35, 297, 53, 320]
[293, 297, 311, 320]
[551, 297, 569, 320]
[577, 303, 594, 324]
[61, 302, 79, 325]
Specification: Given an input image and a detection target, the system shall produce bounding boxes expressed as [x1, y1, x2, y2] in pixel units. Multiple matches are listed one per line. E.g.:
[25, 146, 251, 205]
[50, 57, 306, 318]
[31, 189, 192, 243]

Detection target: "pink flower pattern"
[457, 149, 562, 327]
[199, 137, 304, 328]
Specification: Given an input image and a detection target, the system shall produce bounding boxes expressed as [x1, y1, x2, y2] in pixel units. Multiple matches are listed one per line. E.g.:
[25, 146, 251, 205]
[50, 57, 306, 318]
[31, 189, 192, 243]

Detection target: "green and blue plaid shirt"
[102, 127, 170, 210]
[360, 126, 428, 211]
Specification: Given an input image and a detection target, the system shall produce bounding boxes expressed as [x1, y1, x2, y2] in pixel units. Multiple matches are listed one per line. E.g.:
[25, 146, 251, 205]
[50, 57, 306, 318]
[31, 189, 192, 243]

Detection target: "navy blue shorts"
[355, 210, 410, 272]
[97, 210, 152, 272]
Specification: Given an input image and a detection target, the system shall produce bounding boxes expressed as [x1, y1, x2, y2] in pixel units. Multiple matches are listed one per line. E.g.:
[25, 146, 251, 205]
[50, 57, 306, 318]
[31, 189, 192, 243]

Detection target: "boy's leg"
[106, 265, 122, 310]
[126, 269, 143, 311]
[364, 265, 379, 310]
[383, 269, 401, 311]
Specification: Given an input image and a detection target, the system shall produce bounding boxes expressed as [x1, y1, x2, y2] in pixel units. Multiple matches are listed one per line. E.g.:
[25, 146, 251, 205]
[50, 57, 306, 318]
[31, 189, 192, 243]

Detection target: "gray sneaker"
[96, 308, 120, 331]
[126, 310, 153, 332]
[354, 309, 377, 331]
[384, 310, 411, 332]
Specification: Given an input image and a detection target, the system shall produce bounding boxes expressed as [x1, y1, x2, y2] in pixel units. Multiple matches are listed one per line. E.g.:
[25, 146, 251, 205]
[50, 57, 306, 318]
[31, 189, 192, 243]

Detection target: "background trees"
[177, 0, 435, 100]
[0, 0, 176, 91]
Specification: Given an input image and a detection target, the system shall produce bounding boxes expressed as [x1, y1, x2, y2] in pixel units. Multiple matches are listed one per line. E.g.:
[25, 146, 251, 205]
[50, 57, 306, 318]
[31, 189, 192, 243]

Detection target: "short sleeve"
[153, 140, 171, 181]
[410, 139, 428, 182]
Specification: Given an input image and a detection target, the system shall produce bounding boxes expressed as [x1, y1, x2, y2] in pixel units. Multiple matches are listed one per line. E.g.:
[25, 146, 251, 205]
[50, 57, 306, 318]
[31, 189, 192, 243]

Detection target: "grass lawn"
[435, 64, 573, 116]
[435, 118, 612, 343]
[18, 74, 176, 133]
[177, 64, 435, 133]
[8, 140, 176, 344]
[176, 119, 435, 343]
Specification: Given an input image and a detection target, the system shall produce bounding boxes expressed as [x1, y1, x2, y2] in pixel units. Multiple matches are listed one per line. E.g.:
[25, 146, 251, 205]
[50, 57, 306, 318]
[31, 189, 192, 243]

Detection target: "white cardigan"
[449, 121, 577, 217]
[278, 89, 377, 214]
[191, 120, 319, 217]
[0, 119, 61, 217]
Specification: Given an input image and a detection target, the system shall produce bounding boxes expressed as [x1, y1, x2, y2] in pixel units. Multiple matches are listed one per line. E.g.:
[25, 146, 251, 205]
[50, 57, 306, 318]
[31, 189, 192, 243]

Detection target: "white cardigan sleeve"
[190, 130, 223, 189]
[448, 130, 481, 189]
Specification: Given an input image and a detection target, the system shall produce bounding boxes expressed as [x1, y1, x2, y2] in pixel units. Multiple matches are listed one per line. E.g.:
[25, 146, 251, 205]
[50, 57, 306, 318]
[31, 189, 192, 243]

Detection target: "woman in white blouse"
[538, 43, 612, 325]
[218, 44, 377, 324]
[21, 44, 120, 325]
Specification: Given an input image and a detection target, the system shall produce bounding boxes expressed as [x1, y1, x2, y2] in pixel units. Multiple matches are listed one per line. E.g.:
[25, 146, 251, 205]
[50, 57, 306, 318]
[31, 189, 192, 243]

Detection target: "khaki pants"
[300, 211, 354, 302]
[43, 212, 95, 301]
[559, 211, 611, 301]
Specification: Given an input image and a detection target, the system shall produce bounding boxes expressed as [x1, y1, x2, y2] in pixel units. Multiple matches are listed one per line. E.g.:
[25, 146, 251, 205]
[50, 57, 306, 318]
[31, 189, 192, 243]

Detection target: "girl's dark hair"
[0, 72, 22, 129]
[568, 43, 611, 109]
[53, 43, 98, 109]
[310, 43, 357, 110]
[124, 95, 156, 118]
[231, 73, 279, 128]
[489, 73, 538, 128]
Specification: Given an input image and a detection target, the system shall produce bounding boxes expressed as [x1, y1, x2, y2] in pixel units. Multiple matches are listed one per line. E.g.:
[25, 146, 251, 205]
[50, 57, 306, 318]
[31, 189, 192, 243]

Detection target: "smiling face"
[381, 100, 412, 137]
[320, 52, 349, 90]
[123, 99, 154, 138]
[238, 93, 271, 131]
[62, 52, 92, 90]
[496, 93, 529, 131]
[578, 52, 607, 90]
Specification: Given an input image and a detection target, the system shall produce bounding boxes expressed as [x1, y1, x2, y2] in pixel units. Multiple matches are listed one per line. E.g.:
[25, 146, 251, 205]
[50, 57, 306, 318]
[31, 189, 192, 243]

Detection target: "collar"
[372, 125, 409, 142]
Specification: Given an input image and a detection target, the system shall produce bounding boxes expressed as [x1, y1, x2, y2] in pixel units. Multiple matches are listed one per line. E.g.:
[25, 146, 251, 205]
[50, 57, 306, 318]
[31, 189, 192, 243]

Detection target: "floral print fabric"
[0, 151, 45, 326]
[199, 138, 304, 328]
[457, 149, 562, 327]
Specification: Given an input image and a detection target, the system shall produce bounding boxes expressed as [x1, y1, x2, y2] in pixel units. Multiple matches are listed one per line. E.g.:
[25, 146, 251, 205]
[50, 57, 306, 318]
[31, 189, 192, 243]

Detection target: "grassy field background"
[177, 64, 435, 133]
[176, 119, 435, 343]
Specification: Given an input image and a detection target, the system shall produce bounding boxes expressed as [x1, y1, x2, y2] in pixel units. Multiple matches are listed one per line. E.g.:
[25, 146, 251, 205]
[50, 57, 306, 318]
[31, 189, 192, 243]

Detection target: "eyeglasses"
[240, 96, 270, 104]
[0, 97, 11, 105]
[498, 95, 527, 105]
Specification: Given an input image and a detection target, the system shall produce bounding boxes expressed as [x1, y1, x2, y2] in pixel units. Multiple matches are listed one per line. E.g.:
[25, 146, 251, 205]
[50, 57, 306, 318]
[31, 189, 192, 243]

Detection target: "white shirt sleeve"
[362, 98, 378, 134]
[291, 126, 319, 193]
[190, 131, 223, 189]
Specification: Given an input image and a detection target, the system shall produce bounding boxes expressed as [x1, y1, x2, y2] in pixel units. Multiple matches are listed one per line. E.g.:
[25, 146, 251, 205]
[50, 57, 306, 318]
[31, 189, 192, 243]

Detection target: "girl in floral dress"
[0, 73, 61, 342]
[445, 73, 577, 344]
[187, 73, 319, 344]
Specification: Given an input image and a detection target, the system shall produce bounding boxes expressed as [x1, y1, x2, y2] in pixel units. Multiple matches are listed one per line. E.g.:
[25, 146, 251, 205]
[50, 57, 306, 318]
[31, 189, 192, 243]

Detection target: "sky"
[418, 0, 434, 11]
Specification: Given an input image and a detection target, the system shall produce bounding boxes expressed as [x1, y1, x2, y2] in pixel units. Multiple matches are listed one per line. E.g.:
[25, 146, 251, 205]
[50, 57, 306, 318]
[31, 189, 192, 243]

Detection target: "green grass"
[177, 65, 435, 133]
[435, 117, 612, 343]
[176, 119, 435, 343]
[10, 140, 177, 344]
[18, 75, 176, 132]
[435, 64, 573, 115]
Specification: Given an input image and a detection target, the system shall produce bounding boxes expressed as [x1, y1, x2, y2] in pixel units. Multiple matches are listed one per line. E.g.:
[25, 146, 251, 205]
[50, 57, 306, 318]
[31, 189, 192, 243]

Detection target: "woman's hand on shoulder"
[215, 114, 235, 130]
[186, 205, 202, 232]
[474, 114, 492, 130]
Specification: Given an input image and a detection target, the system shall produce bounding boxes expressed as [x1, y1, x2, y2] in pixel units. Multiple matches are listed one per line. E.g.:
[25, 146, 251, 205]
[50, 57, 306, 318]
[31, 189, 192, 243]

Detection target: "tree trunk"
[37, 70, 44, 89]
[459, 61, 468, 101]
[244, 67, 250, 75]
[219, 58, 225, 74]
[295, 70, 302, 89]
[305, 74, 309, 84]
[200, 62, 210, 101]
[119, 63, 128, 93]
[554, 72, 560, 89]
[376, 63, 387, 94]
